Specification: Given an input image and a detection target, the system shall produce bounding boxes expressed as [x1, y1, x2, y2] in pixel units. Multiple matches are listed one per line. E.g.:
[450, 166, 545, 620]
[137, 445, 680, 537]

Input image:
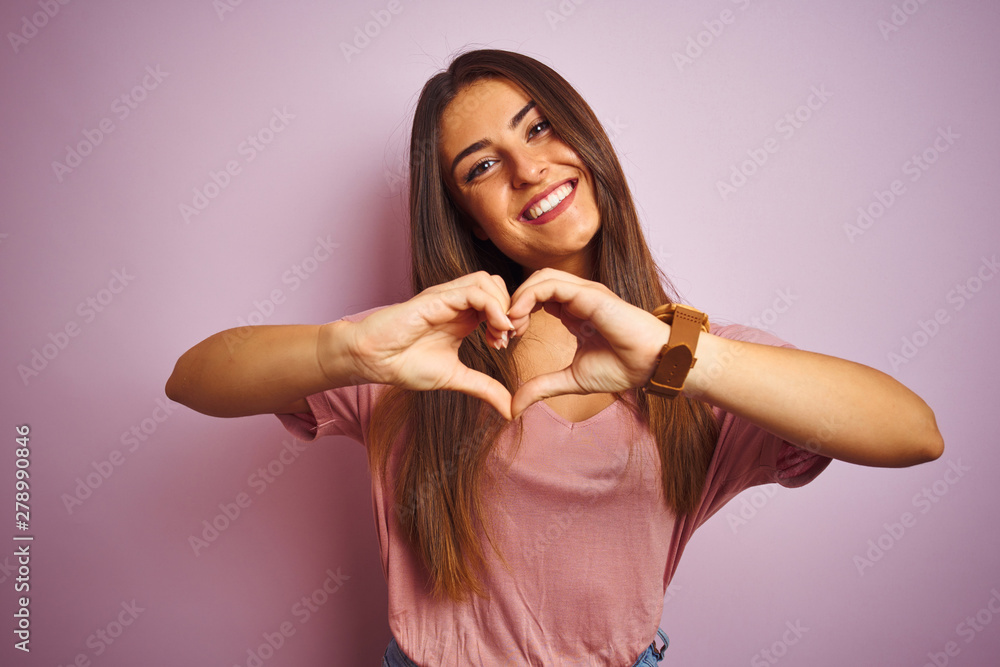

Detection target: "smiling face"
[438, 77, 601, 279]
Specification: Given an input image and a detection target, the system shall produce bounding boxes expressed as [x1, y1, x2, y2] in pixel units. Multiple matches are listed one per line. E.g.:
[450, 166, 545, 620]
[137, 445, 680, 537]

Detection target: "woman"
[166, 49, 944, 666]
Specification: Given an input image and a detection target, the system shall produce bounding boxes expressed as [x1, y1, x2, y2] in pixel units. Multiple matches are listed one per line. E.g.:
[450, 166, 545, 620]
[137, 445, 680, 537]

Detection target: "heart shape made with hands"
[467, 271, 669, 420]
[349, 269, 669, 422]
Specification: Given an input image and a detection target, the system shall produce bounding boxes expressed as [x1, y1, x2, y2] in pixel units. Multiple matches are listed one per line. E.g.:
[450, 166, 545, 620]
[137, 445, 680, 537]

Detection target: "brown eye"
[528, 119, 550, 138]
[465, 158, 497, 183]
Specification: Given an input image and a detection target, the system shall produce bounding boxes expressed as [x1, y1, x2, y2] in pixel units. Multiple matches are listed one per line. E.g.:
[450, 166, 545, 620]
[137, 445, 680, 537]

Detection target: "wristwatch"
[644, 303, 710, 397]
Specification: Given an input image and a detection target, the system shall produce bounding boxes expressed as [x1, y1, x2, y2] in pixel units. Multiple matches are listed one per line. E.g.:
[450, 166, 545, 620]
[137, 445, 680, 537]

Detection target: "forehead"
[438, 78, 532, 161]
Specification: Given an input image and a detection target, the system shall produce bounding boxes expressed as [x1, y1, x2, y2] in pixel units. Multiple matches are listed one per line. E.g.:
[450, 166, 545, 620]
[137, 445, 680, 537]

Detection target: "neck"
[518, 239, 598, 282]
[521, 309, 577, 352]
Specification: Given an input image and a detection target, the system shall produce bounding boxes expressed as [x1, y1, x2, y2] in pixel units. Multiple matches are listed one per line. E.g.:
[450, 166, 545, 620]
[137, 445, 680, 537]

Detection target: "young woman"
[166, 49, 944, 667]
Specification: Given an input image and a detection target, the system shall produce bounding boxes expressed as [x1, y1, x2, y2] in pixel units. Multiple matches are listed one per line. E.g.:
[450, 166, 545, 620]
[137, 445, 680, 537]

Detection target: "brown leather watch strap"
[645, 304, 710, 397]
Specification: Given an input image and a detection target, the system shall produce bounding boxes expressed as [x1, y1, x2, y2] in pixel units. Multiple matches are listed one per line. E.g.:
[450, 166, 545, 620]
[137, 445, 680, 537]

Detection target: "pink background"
[2, 0, 999, 665]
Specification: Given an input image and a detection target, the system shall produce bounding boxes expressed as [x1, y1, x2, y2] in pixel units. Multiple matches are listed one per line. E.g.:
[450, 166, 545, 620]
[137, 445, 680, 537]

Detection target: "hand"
[338, 271, 515, 420]
[506, 268, 669, 419]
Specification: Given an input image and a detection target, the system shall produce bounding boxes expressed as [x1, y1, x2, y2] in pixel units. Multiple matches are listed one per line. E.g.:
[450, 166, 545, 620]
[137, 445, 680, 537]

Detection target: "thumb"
[511, 368, 581, 420]
[447, 365, 514, 421]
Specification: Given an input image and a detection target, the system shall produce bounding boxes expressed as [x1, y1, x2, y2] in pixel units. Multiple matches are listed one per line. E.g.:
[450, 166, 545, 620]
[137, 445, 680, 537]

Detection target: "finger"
[461, 285, 514, 336]
[508, 279, 611, 335]
[489, 273, 511, 305]
[447, 365, 514, 421]
[423, 284, 513, 337]
[509, 267, 593, 307]
[424, 273, 512, 337]
[480, 274, 512, 337]
[510, 368, 582, 420]
[461, 271, 512, 311]
[426, 272, 511, 311]
[426, 286, 509, 351]
[420, 271, 489, 295]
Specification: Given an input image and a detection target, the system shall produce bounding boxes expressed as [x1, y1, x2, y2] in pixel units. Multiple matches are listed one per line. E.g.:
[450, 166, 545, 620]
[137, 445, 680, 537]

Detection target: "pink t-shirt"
[277, 308, 831, 666]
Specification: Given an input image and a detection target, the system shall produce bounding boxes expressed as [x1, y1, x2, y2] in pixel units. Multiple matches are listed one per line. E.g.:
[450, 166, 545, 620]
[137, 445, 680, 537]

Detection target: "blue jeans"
[382, 628, 669, 666]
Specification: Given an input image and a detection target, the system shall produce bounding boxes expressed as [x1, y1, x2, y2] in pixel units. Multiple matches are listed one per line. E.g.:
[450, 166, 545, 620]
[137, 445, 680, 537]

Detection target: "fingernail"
[504, 315, 514, 330]
[501, 330, 509, 348]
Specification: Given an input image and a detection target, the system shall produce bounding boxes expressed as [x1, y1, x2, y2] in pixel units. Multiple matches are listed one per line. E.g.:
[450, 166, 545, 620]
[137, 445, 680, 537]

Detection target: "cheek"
[468, 185, 512, 222]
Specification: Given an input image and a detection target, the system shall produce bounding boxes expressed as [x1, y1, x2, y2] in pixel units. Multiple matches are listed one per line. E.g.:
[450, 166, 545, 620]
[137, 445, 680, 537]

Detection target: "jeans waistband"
[381, 628, 669, 666]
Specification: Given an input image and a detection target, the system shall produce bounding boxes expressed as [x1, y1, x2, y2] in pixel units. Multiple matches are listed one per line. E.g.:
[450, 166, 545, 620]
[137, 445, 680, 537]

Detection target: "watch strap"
[645, 304, 709, 397]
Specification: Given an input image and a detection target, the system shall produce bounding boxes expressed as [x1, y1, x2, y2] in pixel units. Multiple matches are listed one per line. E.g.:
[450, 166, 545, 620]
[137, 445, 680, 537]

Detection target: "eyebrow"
[449, 100, 537, 179]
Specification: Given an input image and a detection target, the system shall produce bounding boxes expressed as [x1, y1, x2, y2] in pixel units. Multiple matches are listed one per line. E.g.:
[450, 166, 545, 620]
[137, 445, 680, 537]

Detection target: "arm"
[680, 332, 944, 467]
[166, 271, 518, 420]
[506, 268, 945, 468]
[165, 321, 358, 418]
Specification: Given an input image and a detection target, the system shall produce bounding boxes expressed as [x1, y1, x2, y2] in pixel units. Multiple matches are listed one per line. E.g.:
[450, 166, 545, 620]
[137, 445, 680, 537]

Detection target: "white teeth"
[526, 182, 574, 220]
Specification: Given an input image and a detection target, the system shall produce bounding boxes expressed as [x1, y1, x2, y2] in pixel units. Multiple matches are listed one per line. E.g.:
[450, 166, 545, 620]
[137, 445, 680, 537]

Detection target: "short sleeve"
[695, 324, 833, 523]
[273, 304, 395, 446]
[275, 384, 369, 444]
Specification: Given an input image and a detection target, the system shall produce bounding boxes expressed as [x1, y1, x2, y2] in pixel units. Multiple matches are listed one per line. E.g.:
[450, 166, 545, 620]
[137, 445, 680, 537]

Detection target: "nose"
[509, 147, 546, 188]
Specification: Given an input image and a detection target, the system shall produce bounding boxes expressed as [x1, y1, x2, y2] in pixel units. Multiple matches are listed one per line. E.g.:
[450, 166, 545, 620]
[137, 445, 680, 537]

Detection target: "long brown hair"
[368, 49, 720, 601]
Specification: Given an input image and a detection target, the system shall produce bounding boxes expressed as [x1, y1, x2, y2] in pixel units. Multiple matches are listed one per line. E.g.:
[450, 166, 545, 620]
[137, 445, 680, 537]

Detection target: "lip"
[518, 179, 578, 225]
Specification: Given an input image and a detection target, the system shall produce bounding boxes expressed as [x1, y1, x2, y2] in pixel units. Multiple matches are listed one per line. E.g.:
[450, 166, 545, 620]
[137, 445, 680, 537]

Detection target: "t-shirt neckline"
[532, 396, 621, 428]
